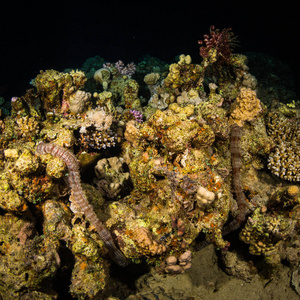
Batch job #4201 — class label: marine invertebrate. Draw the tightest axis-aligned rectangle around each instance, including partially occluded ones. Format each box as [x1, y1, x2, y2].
[35, 142, 128, 266]
[228, 124, 249, 230]
[229, 87, 263, 126]
[94, 68, 111, 90]
[164, 251, 192, 274]
[0, 214, 60, 297]
[15, 116, 40, 139]
[144, 72, 160, 87]
[103, 60, 136, 77]
[198, 26, 237, 64]
[94, 156, 131, 200]
[148, 86, 170, 110]
[34, 69, 86, 113]
[123, 79, 141, 110]
[239, 205, 299, 267]
[196, 186, 216, 208]
[78, 125, 117, 151]
[77, 108, 118, 151]
[164, 56, 203, 93]
[267, 111, 300, 181]
[130, 109, 143, 123]
[68, 90, 91, 114]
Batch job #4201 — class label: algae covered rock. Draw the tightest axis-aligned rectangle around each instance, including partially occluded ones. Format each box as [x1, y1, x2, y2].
[0, 214, 59, 298]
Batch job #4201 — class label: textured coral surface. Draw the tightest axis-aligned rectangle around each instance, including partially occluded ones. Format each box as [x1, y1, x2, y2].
[0, 28, 299, 299]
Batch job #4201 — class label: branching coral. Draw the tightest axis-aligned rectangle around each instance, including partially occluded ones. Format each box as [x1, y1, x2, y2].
[77, 107, 118, 151]
[267, 110, 300, 181]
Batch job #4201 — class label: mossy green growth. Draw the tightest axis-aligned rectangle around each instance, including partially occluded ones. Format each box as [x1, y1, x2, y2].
[0, 214, 59, 296]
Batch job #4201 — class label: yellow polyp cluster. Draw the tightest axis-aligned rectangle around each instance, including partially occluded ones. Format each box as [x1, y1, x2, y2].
[164, 55, 203, 93]
[287, 185, 299, 198]
[15, 116, 40, 139]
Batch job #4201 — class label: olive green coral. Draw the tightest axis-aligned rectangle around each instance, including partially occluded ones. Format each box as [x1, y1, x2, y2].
[0, 214, 59, 297]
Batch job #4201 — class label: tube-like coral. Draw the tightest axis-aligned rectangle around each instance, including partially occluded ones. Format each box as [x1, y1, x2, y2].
[36, 142, 128, 266]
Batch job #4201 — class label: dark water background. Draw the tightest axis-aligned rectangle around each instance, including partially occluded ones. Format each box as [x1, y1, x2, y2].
[1, 0, 299, 100]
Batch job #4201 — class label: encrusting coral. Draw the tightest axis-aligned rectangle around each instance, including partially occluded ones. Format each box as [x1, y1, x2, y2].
[0, 26, 300, 299]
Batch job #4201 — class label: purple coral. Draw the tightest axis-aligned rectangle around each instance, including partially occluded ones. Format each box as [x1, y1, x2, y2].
[130, 109, 143, 123]
[103, 60, 136, 77]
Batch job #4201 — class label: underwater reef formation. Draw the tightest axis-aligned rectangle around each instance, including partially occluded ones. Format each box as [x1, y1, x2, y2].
[36, 142, 128, 267]
[0, 26, 299, 298]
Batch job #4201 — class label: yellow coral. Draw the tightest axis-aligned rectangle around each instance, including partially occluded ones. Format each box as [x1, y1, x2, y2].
[144, 73, 160, 85]
[229, 87, 262, 126]
[16, 116, 39, 138]
[124, 120, 141, 147]
[94, 68, 111, 90]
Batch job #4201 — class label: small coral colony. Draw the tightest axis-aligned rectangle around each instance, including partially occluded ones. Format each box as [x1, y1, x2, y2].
[0, 26, 300, 298]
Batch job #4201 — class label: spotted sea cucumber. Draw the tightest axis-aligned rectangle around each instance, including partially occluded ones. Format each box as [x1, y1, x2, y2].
[36, 142, 128, 266]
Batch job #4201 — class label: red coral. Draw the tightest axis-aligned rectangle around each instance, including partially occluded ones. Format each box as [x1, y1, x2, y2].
[198, 26, 237, 63]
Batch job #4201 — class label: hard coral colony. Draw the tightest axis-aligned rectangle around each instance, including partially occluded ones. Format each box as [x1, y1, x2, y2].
[0, 26, 299, 298]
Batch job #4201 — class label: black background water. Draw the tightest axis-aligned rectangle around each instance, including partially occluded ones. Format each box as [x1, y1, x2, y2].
[1, 0, 299, 100]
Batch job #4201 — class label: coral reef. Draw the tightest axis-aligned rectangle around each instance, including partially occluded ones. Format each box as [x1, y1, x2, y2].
[36, 142, 128, 267]
[229, 87, 263, 126]
[0, 214, 60, 297]
[0, 27, 300, 299]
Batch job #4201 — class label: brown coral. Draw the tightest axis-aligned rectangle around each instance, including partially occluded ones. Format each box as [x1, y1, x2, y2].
[131, 227, 166, 256]
[229, 87, 262, 126]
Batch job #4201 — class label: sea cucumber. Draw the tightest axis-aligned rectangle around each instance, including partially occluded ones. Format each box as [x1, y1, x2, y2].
[229, 124, 249, 226]
[197, 124, 250, 249]
[36, 142, 128, 266]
